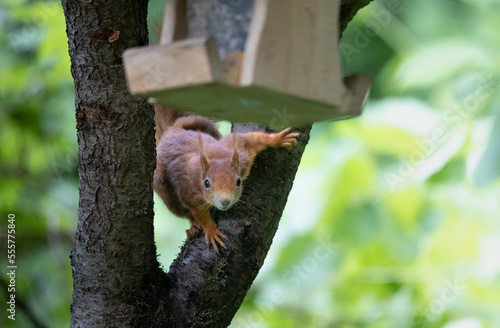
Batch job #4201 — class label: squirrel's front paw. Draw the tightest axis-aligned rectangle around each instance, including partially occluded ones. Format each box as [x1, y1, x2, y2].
[203, 225, 227, 252]
[186, 223, 201, 238]
[274, 128, 300, 149]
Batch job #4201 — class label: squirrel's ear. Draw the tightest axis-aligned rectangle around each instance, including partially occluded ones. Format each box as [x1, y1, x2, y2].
[200, 153, 210, 175]
[199, 134, 210, 175]
[231, 124, 240, 170]
[232, 126, 238, 150]
[231, 149, 239, 170]
[231, 126, 239, 170]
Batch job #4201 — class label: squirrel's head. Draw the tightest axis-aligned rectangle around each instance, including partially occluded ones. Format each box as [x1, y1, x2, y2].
[199, 134, 242, 211]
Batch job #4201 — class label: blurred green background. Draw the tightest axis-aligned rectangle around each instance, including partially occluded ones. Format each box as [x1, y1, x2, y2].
[1, 0, 499, 327]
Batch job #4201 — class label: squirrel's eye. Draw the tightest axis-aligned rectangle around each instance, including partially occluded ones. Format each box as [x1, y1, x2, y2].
[236, 177, 241, 187]
[204, 179, 210, 189]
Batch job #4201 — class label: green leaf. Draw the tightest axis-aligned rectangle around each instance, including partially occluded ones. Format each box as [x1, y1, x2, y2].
[473, 117, 500, 188]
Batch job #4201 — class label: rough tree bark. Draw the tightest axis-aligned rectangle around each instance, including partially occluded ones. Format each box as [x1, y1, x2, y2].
[62, 0, 372, 327]
[61, 1, 158, 327]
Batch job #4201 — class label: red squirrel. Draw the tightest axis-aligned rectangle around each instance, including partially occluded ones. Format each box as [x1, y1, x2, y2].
[153, 105, 299, 251]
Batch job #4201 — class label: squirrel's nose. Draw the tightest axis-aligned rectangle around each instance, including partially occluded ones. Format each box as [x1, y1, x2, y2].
[220, 199, 231, 207]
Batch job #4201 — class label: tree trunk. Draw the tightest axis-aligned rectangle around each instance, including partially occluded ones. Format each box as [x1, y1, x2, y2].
[62, 0, 372, 327]
[61, 1, 159, 327]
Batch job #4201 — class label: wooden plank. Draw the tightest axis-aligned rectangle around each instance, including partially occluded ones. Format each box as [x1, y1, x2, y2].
[343, 73, 371, 116]
[240, 0, 267, 86]
[242, 0, 343, 106]
[160, 0, 187, 44]
[224, 51, 244, 86]
[147, 79, 361, 130]
[123, 38, 225, 94]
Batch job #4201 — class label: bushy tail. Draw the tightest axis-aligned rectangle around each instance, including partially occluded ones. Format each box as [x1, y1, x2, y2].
[154, 104, 184, 145]
[173, 115, 222, 140]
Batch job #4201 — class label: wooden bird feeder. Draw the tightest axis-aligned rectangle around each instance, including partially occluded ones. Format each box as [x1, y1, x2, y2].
[123, 0, 371, 129]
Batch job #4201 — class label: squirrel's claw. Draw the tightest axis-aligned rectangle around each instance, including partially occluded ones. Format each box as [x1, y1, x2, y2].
[204, 226, 227, 252]
[186, 223, 201, 238]
[274, 128, 300, 149]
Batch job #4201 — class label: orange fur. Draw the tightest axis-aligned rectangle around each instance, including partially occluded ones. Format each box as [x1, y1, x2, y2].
[153, 109, 299, 251]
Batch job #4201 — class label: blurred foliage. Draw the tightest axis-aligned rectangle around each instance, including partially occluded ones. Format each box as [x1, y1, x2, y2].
[229, 1, 500, 328]
[0, 0, 76, 327]
[1, 0, 499, 328]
